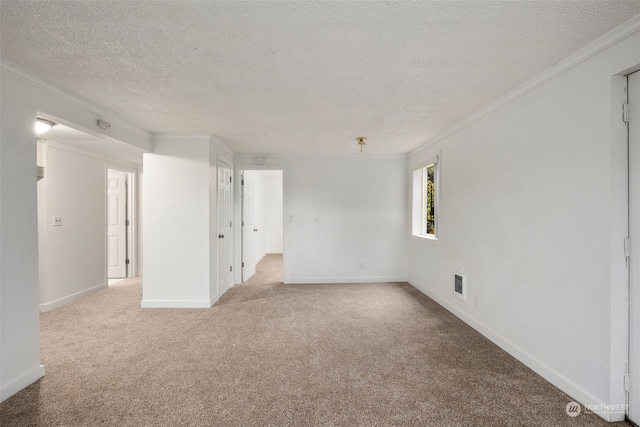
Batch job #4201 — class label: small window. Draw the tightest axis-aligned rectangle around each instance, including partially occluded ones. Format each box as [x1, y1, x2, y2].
[412, 156, 439, 239]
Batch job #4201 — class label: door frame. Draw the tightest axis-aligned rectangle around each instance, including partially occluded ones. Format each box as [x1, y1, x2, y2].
[627, 68, 640, 424]
[240, 170, 255, 282]
[216, 158, 233, 297]
[106, 164, 138, 281]
[233, 165, 286, 285]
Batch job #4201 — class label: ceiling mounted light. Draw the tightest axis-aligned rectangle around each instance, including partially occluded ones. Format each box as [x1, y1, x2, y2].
[35, 118, 55, 134]
[356, 136, 366, 153]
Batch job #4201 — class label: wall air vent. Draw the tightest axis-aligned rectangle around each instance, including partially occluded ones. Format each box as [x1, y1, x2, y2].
[454, 272, 467, 301]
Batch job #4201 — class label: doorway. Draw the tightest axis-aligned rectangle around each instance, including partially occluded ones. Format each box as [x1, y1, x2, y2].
[240, 169, 284, 283]
[217, 160, 234, 295]
[35, 119, 142, 311]
[107, 168, 134, 281]
[629, 69, 640, 424]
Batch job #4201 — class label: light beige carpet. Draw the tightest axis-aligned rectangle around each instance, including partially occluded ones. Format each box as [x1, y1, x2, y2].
[0, 254, 627, 426]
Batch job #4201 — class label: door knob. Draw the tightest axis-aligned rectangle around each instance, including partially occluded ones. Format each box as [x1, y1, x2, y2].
[218, 234, 224, 239]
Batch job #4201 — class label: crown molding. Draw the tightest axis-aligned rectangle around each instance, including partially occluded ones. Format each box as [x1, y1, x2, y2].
[0, 59, 152, 141]
[151, 133, 236, 157]
[152, 133, 211, 141]
[409, 13, 640, 159]
[210, 135, 235, 157]
[235, 152, 407, 160]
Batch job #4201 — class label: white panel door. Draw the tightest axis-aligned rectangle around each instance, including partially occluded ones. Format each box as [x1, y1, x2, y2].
[242, 171, 257, 281]
[629, 70, 640, 424]
[107, 170, 127, 278]
[217, 161, 233, 294]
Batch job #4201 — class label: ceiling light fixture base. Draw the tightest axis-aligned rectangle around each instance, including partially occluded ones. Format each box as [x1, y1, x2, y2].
[356, 137, 366, 153]
[35, 118, 55, 134]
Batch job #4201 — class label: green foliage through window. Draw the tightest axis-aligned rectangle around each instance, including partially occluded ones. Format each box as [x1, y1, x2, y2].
[411, 158, 438, 239]
[424, 164, 436, 235]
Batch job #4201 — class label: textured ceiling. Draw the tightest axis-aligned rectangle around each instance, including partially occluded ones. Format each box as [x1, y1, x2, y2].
[3, 1, 640, 154]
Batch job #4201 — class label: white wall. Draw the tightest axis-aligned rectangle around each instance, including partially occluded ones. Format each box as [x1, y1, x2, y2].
[36, 141, 47, 308]
[143, 135, 233, 308]
[407, 29, 640, 420]
[265, 174, 283, 254]
[209, 144, 216, 301]
[137, 169, 143, 276]
[0, 63, 151, 402]
[0, 69, 42, 403]
[143, 136, 210, 307]
[234, 156, 407, 284]
[38, 143, 107, 311]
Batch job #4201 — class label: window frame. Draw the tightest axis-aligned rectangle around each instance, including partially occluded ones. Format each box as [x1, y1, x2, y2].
[411, 154, 440, 240]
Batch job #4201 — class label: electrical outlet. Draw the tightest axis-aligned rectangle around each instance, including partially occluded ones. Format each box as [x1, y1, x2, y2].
[53, 216, 62, 226]
[359, 262, 365, 270]
[288, 215, 294, 222]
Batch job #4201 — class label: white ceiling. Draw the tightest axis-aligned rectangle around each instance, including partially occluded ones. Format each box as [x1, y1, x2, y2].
[3, 1, 640, 155]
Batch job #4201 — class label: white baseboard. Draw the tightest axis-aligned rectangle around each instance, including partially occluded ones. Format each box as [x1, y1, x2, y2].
[285, 276, 407, 284]
[0, 364, 45, 402]
[408, 278, 620, 422]
[209, 294, 219, 307]
[219, 285, 232, 296]
[39, 282, 107, 312]
[141, 299, 213, 308]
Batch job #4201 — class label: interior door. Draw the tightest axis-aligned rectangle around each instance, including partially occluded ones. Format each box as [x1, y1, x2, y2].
[107, 169, 127, 278]
[242, 171, 257, 281]
[629, 70, 640, 424]
[217, 161, 233, 294]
